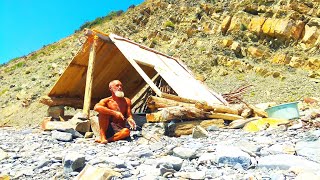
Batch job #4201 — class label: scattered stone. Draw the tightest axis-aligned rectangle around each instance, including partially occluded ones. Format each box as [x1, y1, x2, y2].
[173, 147, 197, 159]
[192, 125, 209, 139]
[75, 164, 121, 180]
[47, 106, 64, 118]
[52, 130, 73, 142]
[84, 132, 94, 138]
[258, 154, 320, 172]
[295, 172, 320, 180]
[0, 149, 8, 161]
[157, 156, 183, 171]
[295, 140, 320, 163]
[174, 171, 206, 180]
[215, 145, 251, 169]
[63, 152, 86, 173]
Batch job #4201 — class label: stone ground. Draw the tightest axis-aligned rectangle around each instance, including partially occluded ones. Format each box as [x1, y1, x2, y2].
[1, 117, 320, 179]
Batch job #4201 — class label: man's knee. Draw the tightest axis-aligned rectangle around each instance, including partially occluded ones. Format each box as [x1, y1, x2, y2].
[122, 128, 130, 137]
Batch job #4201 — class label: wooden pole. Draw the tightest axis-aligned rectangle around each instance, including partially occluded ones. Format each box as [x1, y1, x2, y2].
[82, 35, 98, 118]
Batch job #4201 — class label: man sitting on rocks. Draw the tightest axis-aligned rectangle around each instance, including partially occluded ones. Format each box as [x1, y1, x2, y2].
[94, 80, 136, 144]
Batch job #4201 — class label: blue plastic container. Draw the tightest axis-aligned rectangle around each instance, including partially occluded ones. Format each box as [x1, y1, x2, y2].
[265, 102, 300, 120]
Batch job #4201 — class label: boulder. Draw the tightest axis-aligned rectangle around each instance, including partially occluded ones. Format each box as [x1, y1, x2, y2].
[248, 17, 266, 35]
[289, 56, 305, 68]
[291, 20, 305, 40]
[227, 13, 251, 33]
[307, 58, 320, 70]
[230, 42, 241, 53]
[221, 16, 232, 34]
[262, 18, 280, 37]
[289, 2, 312, 14]
[222, 39, 233, 47]
[247, 46, 264, 58]
[274, 19, 294, 39]
[301, 25, 319, 46]
[271, 53, 290, 64]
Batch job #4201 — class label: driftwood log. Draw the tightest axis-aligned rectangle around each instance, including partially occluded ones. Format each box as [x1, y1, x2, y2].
[195, 102, 239, 115]
[146, 106, 209, 122]
[207, 112, 244, 121]
[147, 96, 194, 111]
[40, 96, 99, 109]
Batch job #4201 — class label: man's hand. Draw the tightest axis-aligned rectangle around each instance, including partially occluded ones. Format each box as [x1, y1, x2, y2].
[114, 111, 125, 120]
[127, 118, 136, 130]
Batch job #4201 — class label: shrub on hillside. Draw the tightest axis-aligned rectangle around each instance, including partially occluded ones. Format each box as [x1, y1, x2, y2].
[78, 10, 124, 31]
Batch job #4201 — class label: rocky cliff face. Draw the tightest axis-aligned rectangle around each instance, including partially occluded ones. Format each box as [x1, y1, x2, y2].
[0, 0, 319, 127]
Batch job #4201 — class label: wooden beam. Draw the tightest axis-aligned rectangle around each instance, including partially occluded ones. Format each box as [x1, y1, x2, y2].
[40, 96, 99, 109]
[83, 35, 97, 118]
[84, 28, 112, 43]
[126, 56, 162, 97]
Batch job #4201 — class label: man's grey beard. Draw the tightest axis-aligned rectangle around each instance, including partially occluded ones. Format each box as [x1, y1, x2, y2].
[115, 91, 124, 98]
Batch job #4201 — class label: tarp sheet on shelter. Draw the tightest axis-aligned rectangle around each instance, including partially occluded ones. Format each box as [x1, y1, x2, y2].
[43, 29, 225, 110]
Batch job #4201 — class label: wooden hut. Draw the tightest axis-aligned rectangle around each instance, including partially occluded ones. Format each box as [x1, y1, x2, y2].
[40, 29, 226, 119]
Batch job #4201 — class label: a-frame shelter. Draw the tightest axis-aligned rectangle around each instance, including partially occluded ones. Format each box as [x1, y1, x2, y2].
[41, 29, 226, 117]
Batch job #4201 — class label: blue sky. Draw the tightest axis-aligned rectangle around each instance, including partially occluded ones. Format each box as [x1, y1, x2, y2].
[0, 0, 144, 64]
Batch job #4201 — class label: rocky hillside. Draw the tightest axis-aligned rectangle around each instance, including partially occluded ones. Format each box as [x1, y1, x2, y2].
[1, 0, 320, 127]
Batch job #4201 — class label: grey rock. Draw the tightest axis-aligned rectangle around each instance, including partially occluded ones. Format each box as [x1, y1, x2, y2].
[157, 156, 183, 171]
[215, 145, 251, 169]
[260, 143, 295, 156]
[311, 130, 320, 138]
[173, 147, 197, 159]
[207, 125, 220, 131]
[159, 163, 176, 176]
[174, 171, 206, 180]
[0, 148, 8, 161]
[198, 153, 216, 163]
[295, 140, 320, 163]
[192, 126, 209, 139]
[270, 172, 285, 180]
[64, 129, 84, 138]
[63, 152, 85, 173]
[52, 130, 73, 142]
[36, 160, 51, 169]
[136, 164, 160, 177]
[105, 156, 126, 168]
[258, 154, 320, 172]
[236, 140, 261, 153]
